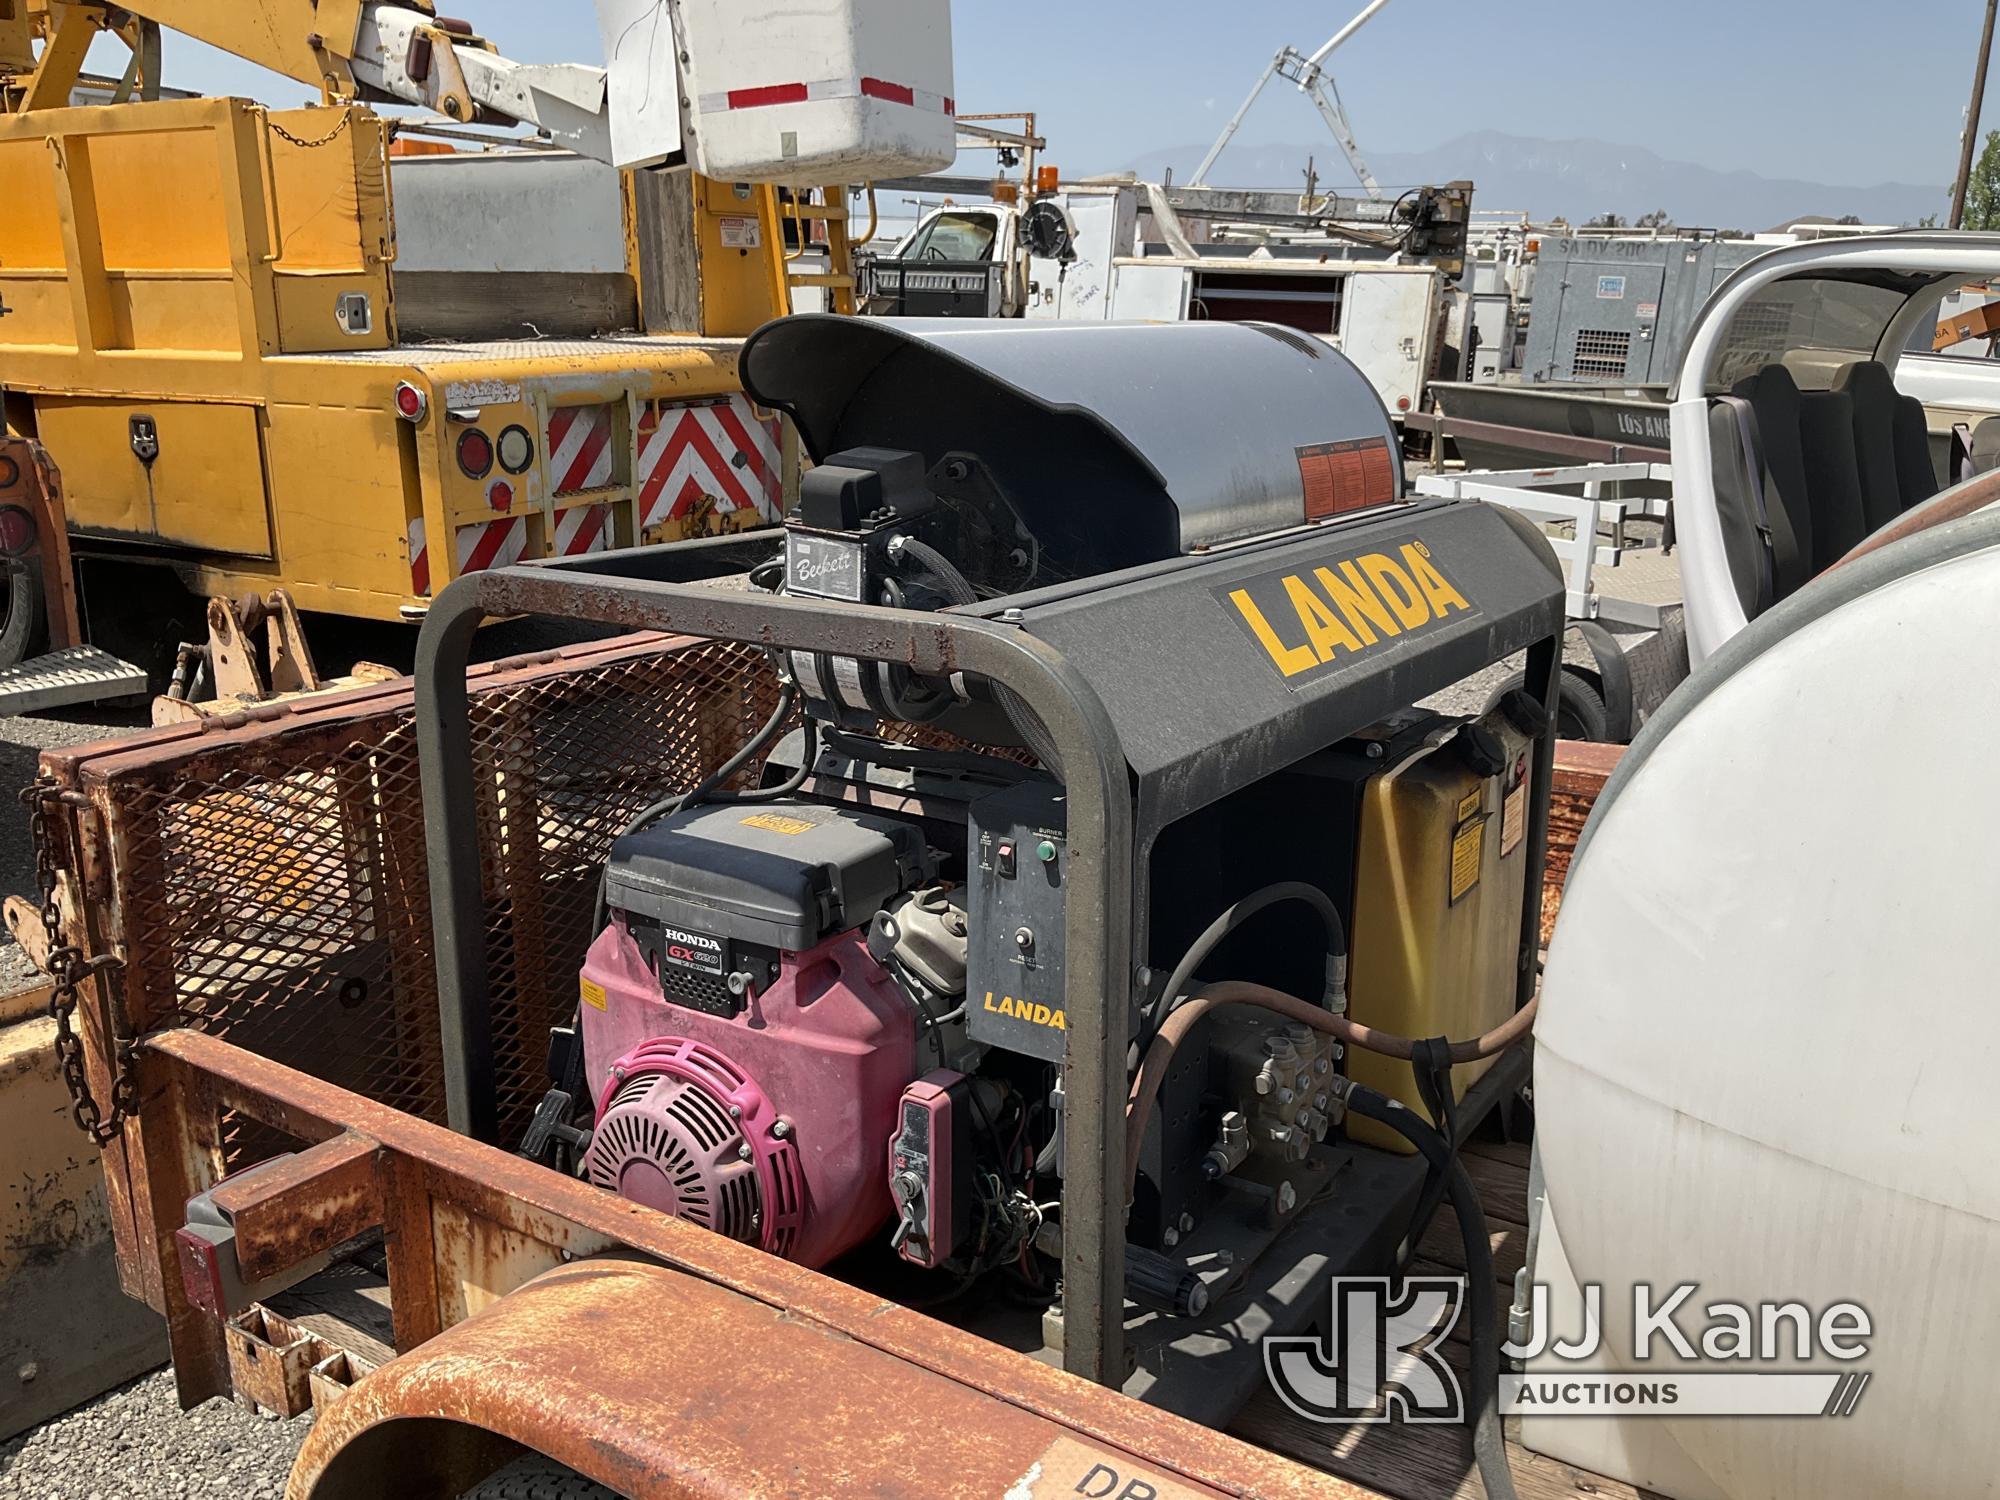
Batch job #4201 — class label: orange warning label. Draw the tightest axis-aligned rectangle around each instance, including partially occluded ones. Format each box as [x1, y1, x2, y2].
[1297, 437, 1397, 520]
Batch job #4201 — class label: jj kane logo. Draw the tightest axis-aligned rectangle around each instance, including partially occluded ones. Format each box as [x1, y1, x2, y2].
[1266, 1278, 1875, 1422]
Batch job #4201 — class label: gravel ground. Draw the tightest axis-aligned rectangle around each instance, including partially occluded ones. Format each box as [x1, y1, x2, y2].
[0, 1372, 312, 1499]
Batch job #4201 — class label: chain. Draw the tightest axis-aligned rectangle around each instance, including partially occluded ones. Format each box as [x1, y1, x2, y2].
[267, 110, 353, 151]
[22, 778, 131, 1145]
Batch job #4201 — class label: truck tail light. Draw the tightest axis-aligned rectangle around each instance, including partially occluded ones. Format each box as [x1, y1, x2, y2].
[457, 428, 494, 479]
[497, 423, 534, 474]
[0, 504, 37, 556]
[395, 382, 428, 423]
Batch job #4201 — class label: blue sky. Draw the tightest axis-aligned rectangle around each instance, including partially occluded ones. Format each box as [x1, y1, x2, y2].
[107, 1, 1986, 190]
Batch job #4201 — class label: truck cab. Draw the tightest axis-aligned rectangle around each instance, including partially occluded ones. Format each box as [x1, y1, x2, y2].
[863, 204, 1021, 316]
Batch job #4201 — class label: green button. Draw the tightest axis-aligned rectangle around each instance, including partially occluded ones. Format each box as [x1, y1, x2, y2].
[1035, 839, 1058, 863]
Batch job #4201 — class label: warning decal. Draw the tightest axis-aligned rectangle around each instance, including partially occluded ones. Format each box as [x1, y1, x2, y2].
[1450, 816, 1485, 904]
[1501, 783, 1527, 857]
[1297, 437, 1397, 520]
[741, 812, 815, 836]
[580, 978, 608, 1012]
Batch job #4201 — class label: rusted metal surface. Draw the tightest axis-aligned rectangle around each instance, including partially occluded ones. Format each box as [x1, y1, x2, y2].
[224, 1306, 320, 1418]
[212, 1134, 381, 1285]
[137, 1030, 1382, 1500]
[0, 434, 83, 648]
[33, 627, 784, 1278]
[290, 1257, 1362, 1500]
[1539, 739, 1627, 949]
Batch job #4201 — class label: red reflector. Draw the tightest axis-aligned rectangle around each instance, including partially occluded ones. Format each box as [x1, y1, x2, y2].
[860, 77, 915, 106]
[728, 82, 808, 109]
[395, 382, 428, 422]
[176, 1226, 229, 1317]
[488, 479, 514, 512]
[457, 428, 494, 479]
[1396, 396, 1412, 411]
[0, 505, 36, 556]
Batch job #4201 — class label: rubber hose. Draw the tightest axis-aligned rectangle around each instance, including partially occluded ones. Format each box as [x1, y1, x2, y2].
[1342, 1082, 1519, 1500]
[893, 537, 1063, 768]
[1156, 883, 1347, 1026]
[1123, 981, 1536, 1201]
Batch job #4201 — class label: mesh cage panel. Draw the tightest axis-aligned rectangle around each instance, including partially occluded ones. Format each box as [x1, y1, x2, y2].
[69, 637, 781, 1162]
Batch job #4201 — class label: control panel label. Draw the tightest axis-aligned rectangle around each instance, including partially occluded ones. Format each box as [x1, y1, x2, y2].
[1217, 540, 1474, 688]
[982, 991, 1066, 1034]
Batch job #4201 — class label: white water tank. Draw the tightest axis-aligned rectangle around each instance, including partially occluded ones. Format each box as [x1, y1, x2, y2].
[1530, 516, 2000, 1498]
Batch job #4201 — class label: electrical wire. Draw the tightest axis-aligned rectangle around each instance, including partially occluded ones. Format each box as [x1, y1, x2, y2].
[889, 537, 1062, 767]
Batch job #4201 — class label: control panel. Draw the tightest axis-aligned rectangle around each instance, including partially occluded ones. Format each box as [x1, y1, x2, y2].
[965, 781, 1068, 1062]
[887, 1071, 971, 1267]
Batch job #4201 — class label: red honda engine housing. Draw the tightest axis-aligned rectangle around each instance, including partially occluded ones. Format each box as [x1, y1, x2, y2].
[578, 919, 918, 1269]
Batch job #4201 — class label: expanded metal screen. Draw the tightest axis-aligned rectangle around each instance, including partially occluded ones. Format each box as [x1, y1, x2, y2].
[1571, 328, 1632, 380]
[51, 635, 783, 1157]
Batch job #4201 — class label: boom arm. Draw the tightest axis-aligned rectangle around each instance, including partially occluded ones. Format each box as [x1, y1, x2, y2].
[5, 0, 616, 162]
[1188, 0, 1392, 195]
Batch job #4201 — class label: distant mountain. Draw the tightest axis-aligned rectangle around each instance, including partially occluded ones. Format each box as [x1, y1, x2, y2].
[1127, 130, 1946, 230]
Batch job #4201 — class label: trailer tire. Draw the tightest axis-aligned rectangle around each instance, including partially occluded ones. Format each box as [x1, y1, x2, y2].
[461, 1455, 621, 1499]
[0, 556, 47, 670]
[1484, 667, 1610, 743]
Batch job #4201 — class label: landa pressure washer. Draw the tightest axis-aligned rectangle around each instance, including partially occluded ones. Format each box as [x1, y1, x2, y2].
[433, 313, 1566, 1487]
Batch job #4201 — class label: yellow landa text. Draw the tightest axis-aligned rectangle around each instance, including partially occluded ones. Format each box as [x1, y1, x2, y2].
[983, 991, 1067, 1032]
[1227, 542, 1471, 680]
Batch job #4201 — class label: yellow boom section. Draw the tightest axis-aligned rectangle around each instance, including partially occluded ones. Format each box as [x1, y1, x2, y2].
[2, 0, 386, 110]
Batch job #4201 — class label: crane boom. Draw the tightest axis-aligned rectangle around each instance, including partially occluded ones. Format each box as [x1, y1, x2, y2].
[3, 0, 617, 162]
[1189, 0, 1393, 195]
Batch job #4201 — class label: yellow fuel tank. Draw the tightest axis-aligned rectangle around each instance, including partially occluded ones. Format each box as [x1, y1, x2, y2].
[1344, 709, 1533, 1151]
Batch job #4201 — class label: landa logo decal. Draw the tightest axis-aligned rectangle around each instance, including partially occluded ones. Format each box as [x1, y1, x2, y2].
[1220, 541, 1471, 683]
[984, 991, 1066, 1032]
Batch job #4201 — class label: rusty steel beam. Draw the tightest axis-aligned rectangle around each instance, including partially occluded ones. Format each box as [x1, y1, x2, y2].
[414, 561, 1137, 1387]
[1401, 409, 1671, 467]
[212, 1134, 381, 1285]
[137, 1031, 1376, 1500]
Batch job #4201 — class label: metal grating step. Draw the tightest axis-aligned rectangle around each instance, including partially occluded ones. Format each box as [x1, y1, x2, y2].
[0, 645, 149, 716]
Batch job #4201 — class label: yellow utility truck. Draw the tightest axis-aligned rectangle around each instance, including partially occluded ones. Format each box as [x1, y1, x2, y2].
[0, 0, 927, 691]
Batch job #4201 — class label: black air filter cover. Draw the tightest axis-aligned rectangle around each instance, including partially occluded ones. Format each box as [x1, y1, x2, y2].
[605, 798, 932, 953]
